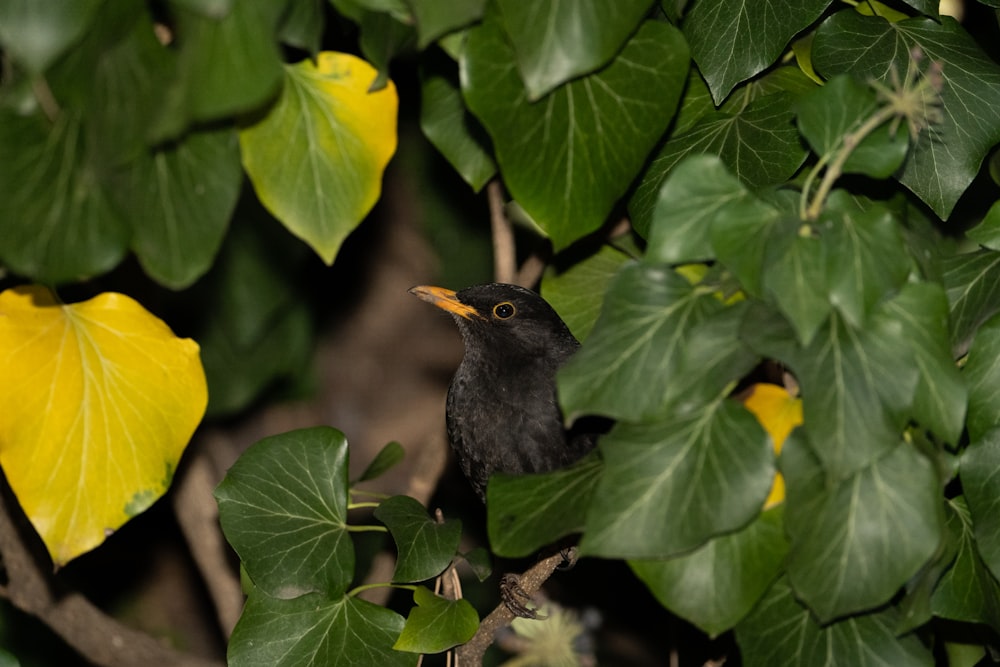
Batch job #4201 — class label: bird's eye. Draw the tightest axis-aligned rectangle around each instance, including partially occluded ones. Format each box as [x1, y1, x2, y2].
[493, 302, 516, 319]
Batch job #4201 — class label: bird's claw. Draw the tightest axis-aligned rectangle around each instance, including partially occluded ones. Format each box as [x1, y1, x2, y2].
[500, 573, 546, 620]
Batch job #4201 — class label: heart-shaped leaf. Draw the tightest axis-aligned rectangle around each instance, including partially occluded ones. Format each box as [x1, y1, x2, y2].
[683, 0, 831, 103]
[782, 433, 944, 622]
[0, 286, 207, 565]
[393, 586, 478, 653]
[813, 12, 1000, 219]
[630, 506, 788, 638]
[581, 398, 773, 559]
[495, 0, 653, 100]
[215, 427, 354, 599]
[374, 495, 462, 583]
[240, 52, 398, 264]
[558, 262, 723, 422]
[736, 577, 934, 666]
[462, 18, 689, 249]
[228, 590, 414, 667]
[487, 454, 603, 558]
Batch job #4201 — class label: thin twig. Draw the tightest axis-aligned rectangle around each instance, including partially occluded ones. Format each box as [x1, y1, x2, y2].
[487, 180, 517, 284]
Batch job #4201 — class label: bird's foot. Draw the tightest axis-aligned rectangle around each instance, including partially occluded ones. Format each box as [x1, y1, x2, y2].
[500, 573, 546, 620]
[556, 546, 579, 571]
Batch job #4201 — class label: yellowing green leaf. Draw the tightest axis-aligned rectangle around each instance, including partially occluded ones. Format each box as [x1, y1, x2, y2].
[743, 383, 803, 509]
[0, 285, 207, 565]
[240, 52, 398, 264]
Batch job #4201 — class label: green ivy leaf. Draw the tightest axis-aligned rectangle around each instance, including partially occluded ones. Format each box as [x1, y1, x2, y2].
[629, 506, 788, 638]
[393, 586, 478, 653]
[819, 193, 912, 329]
[684, 0, 830, 104]
[581, 398, 773, 559]
[373, 495, 462, 583]
[154, 1, 285, 140]
[462, 18, 689, 249]
[931, 496, 1000, 627]
[0, 0, 103, 73]
[0, 111, 128, 284]
[215, 427, 354, 598]
[558, 262, 723, 423]
[965, 200, 1000, 251]
[646, 154, 761, 262]
[960, 427, 1000, 584]
[796, 74, 909, 178]
[197, 223, 313, 417]
[279, 0, 325, 54]
[360, 10, 414, 91]
[629, 92, 807, 233]
[112, 127, 242, 289]
[541, 240, 638, 342]
[812, 12, 1000, 220]
[682, 0, 830, 103]
[228, 590, 414, 667]
[881, 282, 965, 443]
[47, 1, 173, 166]
[419, 53, 496, 192]
[356, 441, 405, 483]
[240, 52, 398, 264]
[736, 577, 934, 666]
[406, 0, 485, 49]
[709, 190, 788, 298]
[782, 433, 943, 622]
[942, 249, 1000, 357]
[760, 224, 830, 346]
[487, 454, 603, 558]
[743, 301, 919, 479]
[965, 312, 1000, 442]
[495, 0, 653, 100]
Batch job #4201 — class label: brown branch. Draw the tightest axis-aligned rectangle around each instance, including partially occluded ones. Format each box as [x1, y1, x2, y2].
[487, 180, 517, 285]
[455, 548, 577, 665]
[0, 477, 221, 667]
[172, 439, 244, 637]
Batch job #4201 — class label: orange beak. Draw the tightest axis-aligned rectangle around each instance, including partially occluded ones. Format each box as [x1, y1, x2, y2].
[409, 285, 481, 320]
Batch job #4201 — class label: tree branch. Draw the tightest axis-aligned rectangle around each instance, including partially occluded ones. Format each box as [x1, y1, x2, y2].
[0, 476, 221, 667]
[487, 179, 517, 285]
[455, 548, 577, 665]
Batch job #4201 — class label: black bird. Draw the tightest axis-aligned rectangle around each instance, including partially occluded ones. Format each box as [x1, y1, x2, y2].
[409, 283, 597, 501]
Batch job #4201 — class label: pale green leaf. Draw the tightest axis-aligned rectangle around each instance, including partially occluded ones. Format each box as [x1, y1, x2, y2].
[240, 52, 398, 264]
[581, 398, 773, 559]
[630, 506, 788, 638]
[393, 586, 478, 653]
[783, 434, 944, 622]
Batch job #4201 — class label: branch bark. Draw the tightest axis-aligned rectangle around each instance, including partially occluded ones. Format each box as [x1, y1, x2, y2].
[455, 548, 577, 665]
[0, 477, 222, 667]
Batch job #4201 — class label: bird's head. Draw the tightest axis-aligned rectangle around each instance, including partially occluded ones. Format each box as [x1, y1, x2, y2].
[409, 283, 579, 362]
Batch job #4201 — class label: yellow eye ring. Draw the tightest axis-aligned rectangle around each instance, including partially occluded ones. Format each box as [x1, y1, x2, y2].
[493, 302, 516, 319]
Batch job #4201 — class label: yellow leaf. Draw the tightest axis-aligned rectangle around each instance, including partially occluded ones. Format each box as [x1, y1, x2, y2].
[742, 383, 803, 509]
[0, 286, 207, 565]
[240, 52, 398, 264]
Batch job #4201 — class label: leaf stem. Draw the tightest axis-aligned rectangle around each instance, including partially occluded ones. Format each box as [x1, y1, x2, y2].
[346, 524, 388, 533]
[802, 105, 897, 221]
[347, 501, 382, 510]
